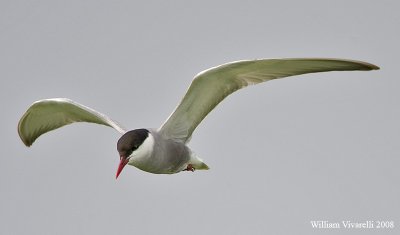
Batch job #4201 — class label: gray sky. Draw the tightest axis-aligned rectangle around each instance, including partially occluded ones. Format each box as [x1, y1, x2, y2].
[1, 0, 399, 234]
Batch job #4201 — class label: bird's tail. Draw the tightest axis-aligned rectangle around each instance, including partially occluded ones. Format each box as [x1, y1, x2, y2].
[189, 153, 210, 170]
[195, 161, 210, 170]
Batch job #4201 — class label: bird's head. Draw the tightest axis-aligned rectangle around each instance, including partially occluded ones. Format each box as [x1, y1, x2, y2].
[116, 128, 150, 179]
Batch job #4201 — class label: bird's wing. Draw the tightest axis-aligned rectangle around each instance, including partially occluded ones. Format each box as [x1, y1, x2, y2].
[158, 58, 379, 142]
[18, 98, 127, 146]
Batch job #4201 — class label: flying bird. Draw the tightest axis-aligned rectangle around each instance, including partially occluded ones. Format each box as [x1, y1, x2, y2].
[18, 58, 379, 178]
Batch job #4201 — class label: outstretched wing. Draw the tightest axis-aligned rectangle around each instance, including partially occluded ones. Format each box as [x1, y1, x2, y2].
[158, 58, 379, 142]
[18, 98, 127, 146]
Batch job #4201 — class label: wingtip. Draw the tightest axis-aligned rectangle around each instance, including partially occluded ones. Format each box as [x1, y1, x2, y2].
[22, 141, 33, 147]
[371, 64, 380, 70]
[352, 59, 380, 71]
[362, 61, 380, 70]
[17, 102, 45, 147]
[18, 135, 34, 147]
[17, 119, 30, 147]
[333, 58, 380, 71]
[17, 127, 34, 147]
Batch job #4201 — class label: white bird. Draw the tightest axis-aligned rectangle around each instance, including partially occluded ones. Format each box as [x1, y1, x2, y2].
[18, 58, 379, 178]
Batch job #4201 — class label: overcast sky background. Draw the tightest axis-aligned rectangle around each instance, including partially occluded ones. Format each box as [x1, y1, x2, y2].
[1, 0, 399, 234]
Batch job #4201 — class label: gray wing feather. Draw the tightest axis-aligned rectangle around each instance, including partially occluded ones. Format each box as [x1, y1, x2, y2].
[18, 98, 126, 146]
[158, 58, 379, 142]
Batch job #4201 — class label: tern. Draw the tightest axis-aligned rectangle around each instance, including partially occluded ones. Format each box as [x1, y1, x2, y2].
[18, 58, 379, 178]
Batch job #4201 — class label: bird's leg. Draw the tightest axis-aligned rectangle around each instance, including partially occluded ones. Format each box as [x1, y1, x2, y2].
[183, 164, 195, 172]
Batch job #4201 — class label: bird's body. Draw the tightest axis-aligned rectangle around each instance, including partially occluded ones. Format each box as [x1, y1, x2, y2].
[120, 129, 207, 174]
[17, 58, 379, 178]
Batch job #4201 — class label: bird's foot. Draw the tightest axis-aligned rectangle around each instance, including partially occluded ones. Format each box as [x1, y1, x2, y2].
[183, 164, 195, 172]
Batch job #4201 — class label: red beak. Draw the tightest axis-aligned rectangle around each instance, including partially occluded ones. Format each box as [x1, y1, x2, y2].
[116, 156, 129, 179]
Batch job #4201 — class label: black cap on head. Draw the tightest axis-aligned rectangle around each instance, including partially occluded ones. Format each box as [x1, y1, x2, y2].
[117, 129, 149, 157]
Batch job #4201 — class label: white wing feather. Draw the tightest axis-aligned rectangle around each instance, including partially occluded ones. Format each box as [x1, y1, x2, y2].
[18, 98, 126, 146]
[158, 58, 379, 142]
